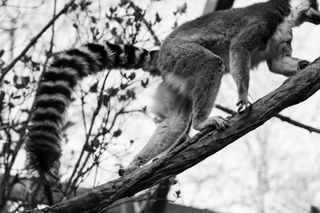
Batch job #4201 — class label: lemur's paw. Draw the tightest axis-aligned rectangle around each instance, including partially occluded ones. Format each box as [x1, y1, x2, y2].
[211, 116, 229, 130]
[298, 60, 310, 70]
[237, 100, 252, 114]
[196, 116, 229, 131]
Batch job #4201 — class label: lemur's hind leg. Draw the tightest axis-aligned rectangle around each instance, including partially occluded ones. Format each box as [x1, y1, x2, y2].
[119, 83, 191, 176]
[192, 65, 227, 131]
[171, 45, 228, 131]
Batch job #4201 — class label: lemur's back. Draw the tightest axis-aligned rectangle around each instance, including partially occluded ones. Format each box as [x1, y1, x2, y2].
[164, 1, 290, 50]
[158, 0, 291, 74]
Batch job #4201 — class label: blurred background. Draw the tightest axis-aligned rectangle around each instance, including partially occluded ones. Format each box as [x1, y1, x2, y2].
[0, 0, 320, 212]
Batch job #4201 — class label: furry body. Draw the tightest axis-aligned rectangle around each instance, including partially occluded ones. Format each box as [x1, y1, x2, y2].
[121, 0, 320, 175]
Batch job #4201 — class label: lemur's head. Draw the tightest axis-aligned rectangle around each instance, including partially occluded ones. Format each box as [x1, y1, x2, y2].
[289, 0, 320, 25]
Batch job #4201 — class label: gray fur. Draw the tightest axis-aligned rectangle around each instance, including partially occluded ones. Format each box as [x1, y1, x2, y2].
[121, 0, 320, 175]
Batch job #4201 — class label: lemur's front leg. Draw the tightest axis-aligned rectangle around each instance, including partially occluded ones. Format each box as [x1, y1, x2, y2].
[230, 42, 252, 113]
[229, 23, 272, 113]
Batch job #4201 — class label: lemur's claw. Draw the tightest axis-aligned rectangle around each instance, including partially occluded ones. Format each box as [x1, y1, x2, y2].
[118, 168, 126, 176]
[298, 60, 310, 70]
[237, 100, 252, 114]
[214, 116, 230, 130]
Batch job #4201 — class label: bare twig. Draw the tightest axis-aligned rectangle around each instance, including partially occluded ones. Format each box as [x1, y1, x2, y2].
[128, 1, 161, 46]
[42, 0, 57, 73]
[215, 104, 320, 134]
[0, 0, 75, 82]
[67, 72, 111, 192]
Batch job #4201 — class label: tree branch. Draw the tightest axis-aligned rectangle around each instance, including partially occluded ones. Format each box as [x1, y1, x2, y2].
[128, 1, 161, 46]
[215, 104, 320, 134]
[0, 0, 75, 82]
[31, 57, 320, 212]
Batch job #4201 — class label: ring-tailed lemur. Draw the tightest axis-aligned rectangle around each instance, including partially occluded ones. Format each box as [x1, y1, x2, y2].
[119, 0, 320, 175]
[27, 0, 320, 180]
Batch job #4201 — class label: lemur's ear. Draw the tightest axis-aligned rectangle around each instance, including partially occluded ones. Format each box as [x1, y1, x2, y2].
[303, 7, 320, 24]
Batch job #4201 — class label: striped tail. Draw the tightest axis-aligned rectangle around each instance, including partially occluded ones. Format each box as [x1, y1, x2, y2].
[26, 42, 160, 177]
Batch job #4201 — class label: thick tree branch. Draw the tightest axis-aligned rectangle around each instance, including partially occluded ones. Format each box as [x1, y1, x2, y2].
[31, 57, 320, 213]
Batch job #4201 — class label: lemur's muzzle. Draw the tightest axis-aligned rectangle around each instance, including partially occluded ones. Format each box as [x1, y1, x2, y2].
[303, 8, 320, 25]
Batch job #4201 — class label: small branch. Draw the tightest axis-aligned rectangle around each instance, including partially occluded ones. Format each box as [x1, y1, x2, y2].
[273, 114, 320, 134]
[215, 104, 320, 134]
[32, 58, 320, 212]
[42, 0, 57, 73]
[67, 72, 110, 192]
[0, 0, 75, 82]
[128, 1, 161, 46]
